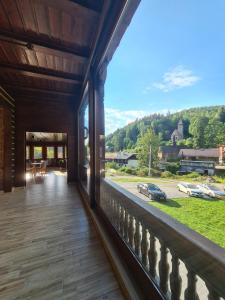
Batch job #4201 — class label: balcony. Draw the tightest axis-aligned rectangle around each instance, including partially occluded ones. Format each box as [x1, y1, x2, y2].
[0, 173, 124, 299]
[0, 0, 224, 299]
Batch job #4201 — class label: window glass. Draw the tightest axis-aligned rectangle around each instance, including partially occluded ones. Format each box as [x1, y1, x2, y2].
[26, 146, 30, 160]
[65, 146, 67, 159]
[34, 147, 42, 159]
[79, 84, 90, 194]
[47, 147, 54, 158]
[58, 146, 63, 159]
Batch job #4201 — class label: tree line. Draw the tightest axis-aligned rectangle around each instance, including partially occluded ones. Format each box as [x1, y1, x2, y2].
[106, 106, 225, 152]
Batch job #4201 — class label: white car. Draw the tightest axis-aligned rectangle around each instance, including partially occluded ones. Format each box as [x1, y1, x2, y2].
[197, 184, 225, 199]
[177, 182, 204, 197]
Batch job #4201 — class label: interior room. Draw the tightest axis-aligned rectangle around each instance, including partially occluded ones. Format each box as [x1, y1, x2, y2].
[26, 132, 67, 184]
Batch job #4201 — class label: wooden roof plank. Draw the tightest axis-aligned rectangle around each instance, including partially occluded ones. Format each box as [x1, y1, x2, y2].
[0, 62, 83, 83]
[0, 30, 90, 59]
[1, 84, 80, 97]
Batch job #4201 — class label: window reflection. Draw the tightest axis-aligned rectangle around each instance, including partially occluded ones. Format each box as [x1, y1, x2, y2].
[79, 86, 90, 194]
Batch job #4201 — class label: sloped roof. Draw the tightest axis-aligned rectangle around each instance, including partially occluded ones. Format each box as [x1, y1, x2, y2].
[159, 146, 189, 154]
[178, 148, 219, 158]
[115, 152, 137, 160]
[105, 152, 137, 160]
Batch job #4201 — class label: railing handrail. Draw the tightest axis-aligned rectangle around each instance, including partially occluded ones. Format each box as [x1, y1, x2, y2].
[102, 178, 225, 296]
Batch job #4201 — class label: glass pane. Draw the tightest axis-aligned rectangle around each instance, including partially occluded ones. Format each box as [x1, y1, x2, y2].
[47, 147, 54, 158]
[65, 146, 67, 159]
[79, 85, 90, 195]
[34, 147, 42, 159]
[58, 146, 63, 159]
[26, 146, 30, 159]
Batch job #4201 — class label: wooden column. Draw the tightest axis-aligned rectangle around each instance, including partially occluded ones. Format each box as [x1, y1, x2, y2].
[30, 145, 34, 160]
[94, 64, 107, 206]
[0, 107, 4, 190]
[43, 146, 47, 160]
[0, 105, 13, 192]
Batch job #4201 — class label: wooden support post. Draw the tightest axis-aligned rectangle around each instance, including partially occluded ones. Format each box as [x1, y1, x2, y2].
[94, 64, 107, 206]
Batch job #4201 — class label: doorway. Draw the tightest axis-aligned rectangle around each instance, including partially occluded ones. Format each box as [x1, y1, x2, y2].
[25, 132, 68, 185]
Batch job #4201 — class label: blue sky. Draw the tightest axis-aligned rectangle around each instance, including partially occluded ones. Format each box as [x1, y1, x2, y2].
[105, 0, 225, 134]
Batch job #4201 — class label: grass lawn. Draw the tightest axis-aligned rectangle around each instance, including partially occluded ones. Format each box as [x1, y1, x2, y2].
[149, 197, 225, 248]
[108, 175, 170, 183]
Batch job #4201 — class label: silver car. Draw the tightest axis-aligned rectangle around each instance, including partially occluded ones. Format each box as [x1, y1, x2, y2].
[177, 182, 204, 197]
[197, 184, 225, 199]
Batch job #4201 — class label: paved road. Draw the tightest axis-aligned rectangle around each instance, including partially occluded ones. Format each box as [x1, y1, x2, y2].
[111, 179, 189, 201]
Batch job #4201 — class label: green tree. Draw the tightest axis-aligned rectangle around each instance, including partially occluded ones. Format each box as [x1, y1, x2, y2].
[136, 128, 160, 168]
[189, 116, 209, 148]
[217, 107, 225, 123]
[111, 129, 125, 151]
[204, 119, 225, 147]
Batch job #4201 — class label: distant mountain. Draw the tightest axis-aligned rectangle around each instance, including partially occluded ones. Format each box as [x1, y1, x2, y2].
[105, 105, 225, 151]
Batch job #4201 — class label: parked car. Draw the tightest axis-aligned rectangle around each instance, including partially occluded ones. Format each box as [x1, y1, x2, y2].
[177, 182, 204, 197]
[137, 183, 167, 201]
[197, 184, 225, 199]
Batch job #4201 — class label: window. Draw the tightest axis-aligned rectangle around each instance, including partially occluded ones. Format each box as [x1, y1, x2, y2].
[47, 147, 54, 159]
[58, 146, 63, 159]
[79, 84, 90, 194]
[26, 146, 30, 160]
[34, 147, 42, 159]
[65, 146, 67, 159]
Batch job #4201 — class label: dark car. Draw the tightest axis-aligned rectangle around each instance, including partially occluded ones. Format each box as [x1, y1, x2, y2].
[137, 183, 167, 201]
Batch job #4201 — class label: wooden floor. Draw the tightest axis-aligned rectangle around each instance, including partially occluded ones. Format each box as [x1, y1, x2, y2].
[0, 172, 124, 300]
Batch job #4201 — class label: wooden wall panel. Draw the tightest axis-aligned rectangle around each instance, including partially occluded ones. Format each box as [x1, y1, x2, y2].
[0, 88, 15, 192]
[3, 107, 12, 192]
[15, 98, 78, 186]
[0, 108, 4, 190]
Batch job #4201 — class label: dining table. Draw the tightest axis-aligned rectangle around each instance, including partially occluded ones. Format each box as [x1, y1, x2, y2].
[31, 162, 42, 167]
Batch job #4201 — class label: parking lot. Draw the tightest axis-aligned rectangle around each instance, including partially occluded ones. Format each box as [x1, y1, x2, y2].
[112, 178, 189, 201]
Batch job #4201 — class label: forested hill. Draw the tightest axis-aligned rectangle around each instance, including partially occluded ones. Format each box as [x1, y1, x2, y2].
[106, 106, 225, 152]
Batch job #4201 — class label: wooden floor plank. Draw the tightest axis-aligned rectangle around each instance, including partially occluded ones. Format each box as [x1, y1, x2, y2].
[0, 172, 124, 300]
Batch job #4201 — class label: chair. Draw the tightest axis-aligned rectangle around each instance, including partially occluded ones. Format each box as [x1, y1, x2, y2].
[40, 160, 47, 175]
[26, 161, 36, 177]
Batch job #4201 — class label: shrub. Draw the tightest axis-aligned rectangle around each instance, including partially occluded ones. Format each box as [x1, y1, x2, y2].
[186, 172, 200, 178]
[105, 161, 119, 170]
[136, 167, 149, 177]
[150, 168, 162, 177]
[165, 162, 179, 174]
[161, 171, 174, 178]
[119, 166, 137, 175]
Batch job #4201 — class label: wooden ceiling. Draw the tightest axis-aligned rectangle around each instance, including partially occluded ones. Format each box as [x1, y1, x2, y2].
[0, 0, 105, 104]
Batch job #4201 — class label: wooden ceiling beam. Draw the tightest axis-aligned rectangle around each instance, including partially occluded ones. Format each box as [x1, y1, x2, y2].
[69, 0, 103, 13]
[2, 84, 80, 97]
[15, 94, 75, 103]
[0, 63, 83, 84]
[0, 81, 79, 94]
[0, 31, 90, 59]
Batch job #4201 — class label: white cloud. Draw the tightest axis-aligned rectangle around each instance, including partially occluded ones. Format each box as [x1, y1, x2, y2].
[105, 108, 148, 135]
[105, 107, 182, 135]
[152, 65, 200, 92]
